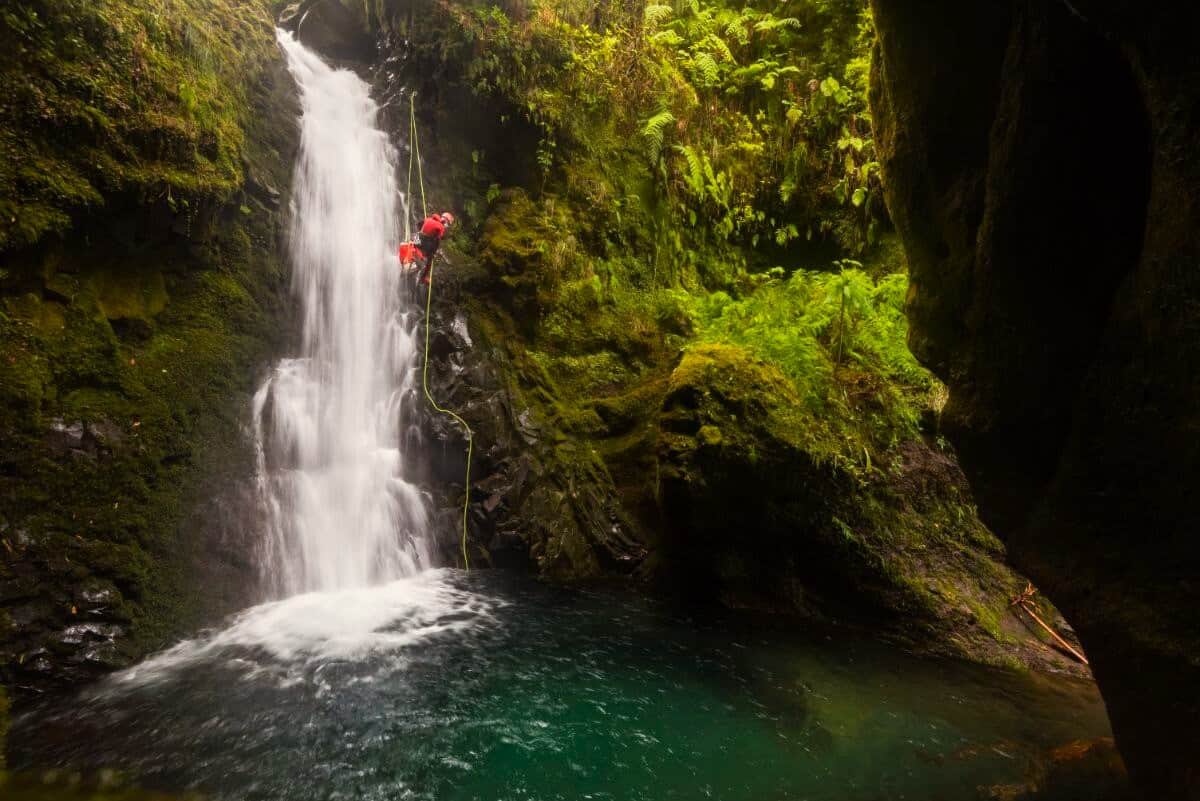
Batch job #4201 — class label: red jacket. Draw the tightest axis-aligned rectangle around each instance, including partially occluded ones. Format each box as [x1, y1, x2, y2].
[420, 215, 446, 240]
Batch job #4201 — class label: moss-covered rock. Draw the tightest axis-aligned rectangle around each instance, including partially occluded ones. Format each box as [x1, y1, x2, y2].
[0, 0, 298, 688]
[416, 271, 651, 578]
[0, 0, 290, 252]
[656, 344, 1078, 670]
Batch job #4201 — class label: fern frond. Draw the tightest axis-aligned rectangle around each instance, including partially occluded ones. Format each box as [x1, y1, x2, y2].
[720, 18, 748, 46]
[644, 4, 673, 28]
[702, 33, 734, 63]
[641, 110, 676, 162]
[676, 144, 706, 199]
[649, 29, 684, 47]
[690, 51, 720, 86]
[754, 15, 801, 33]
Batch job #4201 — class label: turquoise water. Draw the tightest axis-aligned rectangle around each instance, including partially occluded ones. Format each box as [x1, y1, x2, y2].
[10, 570, 1113, 800]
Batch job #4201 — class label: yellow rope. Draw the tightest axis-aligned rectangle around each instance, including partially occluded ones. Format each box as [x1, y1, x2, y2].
[422, 262, 473, 571]
[410, 94, 427, 220]
[404, 100, 414, 242]
[410, 94, 472, 571]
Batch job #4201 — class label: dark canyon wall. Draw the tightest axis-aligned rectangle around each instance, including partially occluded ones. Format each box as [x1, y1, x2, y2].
[871, 0, 1199, 797]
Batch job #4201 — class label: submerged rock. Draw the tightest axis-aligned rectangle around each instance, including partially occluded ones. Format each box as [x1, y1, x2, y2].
[983, 737, 1133, 801]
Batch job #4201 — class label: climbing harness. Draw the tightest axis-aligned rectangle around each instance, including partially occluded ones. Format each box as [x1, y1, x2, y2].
[405, 93, 473, 572]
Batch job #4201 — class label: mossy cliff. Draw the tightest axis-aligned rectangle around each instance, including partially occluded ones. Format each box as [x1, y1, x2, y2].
[0, 0, 298, 692]
[283, 0, 1091, 675]
[871, 0, 1200, 797]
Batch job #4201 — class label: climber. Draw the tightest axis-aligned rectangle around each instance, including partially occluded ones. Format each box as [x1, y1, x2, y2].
[415, 211, 454, 285]
[398, 212, 454, 284]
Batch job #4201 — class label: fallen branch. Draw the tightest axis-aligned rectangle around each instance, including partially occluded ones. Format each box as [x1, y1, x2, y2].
[1011, 583, 1089, 666]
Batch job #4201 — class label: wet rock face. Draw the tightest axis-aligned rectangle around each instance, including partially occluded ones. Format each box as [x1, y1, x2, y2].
[281, 0, 374, 62]
[871, 0, 1200, 796]
[415, 274, 648, 578]
[43, 419, 124, 462]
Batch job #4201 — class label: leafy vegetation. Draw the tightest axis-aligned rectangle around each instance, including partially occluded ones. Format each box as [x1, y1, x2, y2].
[689, 264, 937, 467]
[394, 0, 1057, 663]
[405, 0, 934, 478]
[434, 0, 881, 271]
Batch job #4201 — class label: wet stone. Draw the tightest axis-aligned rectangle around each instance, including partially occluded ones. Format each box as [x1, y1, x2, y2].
[86, 421, 125, 448]
[74, 579, 122, 611]
[52, 623, 127, 648]
[45, 420, 86, 457]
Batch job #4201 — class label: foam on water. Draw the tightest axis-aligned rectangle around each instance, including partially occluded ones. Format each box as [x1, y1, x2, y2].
[106, 571, 500, 690]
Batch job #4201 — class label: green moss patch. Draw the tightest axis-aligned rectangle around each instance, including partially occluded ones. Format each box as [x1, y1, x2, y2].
[0, 0, 282, 253]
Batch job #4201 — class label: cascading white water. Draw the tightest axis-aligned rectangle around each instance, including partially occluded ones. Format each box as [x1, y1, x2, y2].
[253, 31, 431, 595]
[49, 30, 498, 699]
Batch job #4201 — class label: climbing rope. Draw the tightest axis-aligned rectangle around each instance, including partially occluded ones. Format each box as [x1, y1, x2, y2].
[408, 93, 473, 571]
[403, 94, 425, 239]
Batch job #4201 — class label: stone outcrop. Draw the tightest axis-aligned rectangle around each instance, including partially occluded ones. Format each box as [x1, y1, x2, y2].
[655, 343, 1084, 672]
[413, 262, 650, 579]
[871, 0, 1200, 796]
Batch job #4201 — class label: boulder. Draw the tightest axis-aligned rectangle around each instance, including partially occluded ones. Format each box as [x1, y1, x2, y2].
[655, 344, 1084, 672]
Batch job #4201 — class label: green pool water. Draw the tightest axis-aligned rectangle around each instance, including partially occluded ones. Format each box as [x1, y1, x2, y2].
[7, 570, 1114, 801]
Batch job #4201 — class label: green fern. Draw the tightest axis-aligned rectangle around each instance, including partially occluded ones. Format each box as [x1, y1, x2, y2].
[724, 15, 751, 46]
[701, 154, 729, 210]
[644, 4, 673, 28]
[677, 145, 707, 199]
[649, 29, 684, 47]
[754, 15, 801, 33]
[689, 51, 720, 86]
[673, 0, 700, 17]
[701, 33, 734, 63]
[641, 110, 676, 163]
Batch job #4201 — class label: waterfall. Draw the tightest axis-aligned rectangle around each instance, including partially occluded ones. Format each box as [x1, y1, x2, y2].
[252, 31, 430, 595]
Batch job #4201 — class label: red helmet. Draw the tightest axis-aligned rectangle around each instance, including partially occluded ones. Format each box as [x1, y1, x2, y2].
[440, 212, 455, 226]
